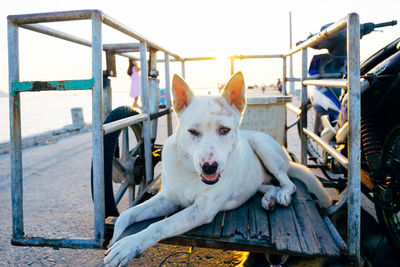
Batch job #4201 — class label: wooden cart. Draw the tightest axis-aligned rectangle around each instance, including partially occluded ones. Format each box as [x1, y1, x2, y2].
[8, 9, 361, 265]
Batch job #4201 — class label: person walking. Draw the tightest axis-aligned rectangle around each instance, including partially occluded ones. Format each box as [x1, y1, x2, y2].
[276, 78, 282, 93]
[128, 59, 142, 107]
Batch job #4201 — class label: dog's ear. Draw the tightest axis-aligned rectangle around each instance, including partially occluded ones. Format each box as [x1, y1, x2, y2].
[221, 71, 246, 113]
[172, 74, 195, 114]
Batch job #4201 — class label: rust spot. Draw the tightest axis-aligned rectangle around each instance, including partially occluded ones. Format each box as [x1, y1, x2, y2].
[31, 81, 55, 91]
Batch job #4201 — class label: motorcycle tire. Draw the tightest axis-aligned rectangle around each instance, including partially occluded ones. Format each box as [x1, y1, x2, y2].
[375, 125, 400, 252]
[90, 106, 143, 217]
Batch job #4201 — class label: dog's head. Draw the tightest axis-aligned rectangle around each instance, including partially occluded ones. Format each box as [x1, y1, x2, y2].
[172, 72, 246, 185]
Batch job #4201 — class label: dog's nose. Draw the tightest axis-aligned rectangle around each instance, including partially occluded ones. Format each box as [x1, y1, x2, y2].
[202, 161, 218, 174]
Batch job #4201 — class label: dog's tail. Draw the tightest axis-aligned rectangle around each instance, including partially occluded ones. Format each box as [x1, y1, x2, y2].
[288, 162, 332, 208]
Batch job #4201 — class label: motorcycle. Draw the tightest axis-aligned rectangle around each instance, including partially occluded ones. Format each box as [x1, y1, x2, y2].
[297, 20, 400, 251]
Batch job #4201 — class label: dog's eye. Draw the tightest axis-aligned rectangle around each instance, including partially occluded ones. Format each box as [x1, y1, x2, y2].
[218, 127, 231, 136]
[188, 128, 201, 137]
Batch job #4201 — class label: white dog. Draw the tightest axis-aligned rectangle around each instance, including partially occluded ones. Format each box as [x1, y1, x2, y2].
[104, 72, 331, 267]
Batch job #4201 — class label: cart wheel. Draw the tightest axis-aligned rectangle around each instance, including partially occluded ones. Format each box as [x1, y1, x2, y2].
[91, 106, 144, 217]
[375, 125, 400, 252]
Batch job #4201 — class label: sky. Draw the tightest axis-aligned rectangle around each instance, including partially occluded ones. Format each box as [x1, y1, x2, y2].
[1, 0, 400, 95]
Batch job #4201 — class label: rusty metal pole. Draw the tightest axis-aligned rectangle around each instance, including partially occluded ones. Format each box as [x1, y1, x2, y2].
[347, 13, 361, 265]
[181, 60, 186, 79]
[282, 56, 288, 147]
[8, 18, 24, 240]
[102, 72, 112, 118]
[148, 48, 160, 141]
[140, 41, 153, 185]
[282, 56, 287, 95]
[91, 10, 105, 244]
[164, 53, 173, 136]
[300, 48, 308, 165]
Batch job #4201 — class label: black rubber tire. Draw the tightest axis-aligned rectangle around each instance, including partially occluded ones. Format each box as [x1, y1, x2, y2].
[91, 106, 142, 217]
[375, 125, 400, 253]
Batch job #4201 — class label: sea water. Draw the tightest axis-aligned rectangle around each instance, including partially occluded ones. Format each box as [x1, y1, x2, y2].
[0, 88, 218, 143]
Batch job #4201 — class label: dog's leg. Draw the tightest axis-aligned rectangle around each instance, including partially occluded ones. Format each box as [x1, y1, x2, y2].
[111, 192, 179, 245]
[273, 173, 296, 206]
[104, 196, 221, 267]
[250, 134, 296, 206]
[258, 184, 278, 210]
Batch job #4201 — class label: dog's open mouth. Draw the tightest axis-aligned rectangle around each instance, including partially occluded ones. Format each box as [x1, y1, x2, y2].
[200, 173, 220, 185]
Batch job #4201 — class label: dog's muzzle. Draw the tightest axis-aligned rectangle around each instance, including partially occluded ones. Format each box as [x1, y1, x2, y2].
[200, 161, 220, 185]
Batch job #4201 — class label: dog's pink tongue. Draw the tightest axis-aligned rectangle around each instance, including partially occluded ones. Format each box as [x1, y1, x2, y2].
[202, 174, 219, 181]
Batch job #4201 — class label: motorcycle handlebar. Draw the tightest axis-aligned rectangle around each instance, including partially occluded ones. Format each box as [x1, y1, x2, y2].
[361, 20, 397, 37]
[374, 20, 398, 28]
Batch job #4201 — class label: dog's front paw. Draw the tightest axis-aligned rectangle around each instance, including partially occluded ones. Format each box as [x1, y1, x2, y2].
[276, 189, 291, 206]
[111, 211, 134, 245]
[104, 236, 141, 267]
[261, 194, 276, 210]
[276, 183, 296, 206]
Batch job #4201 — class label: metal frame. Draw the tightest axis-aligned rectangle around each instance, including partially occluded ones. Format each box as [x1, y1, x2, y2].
[174, 54, 286, 78]
[285, 13, 361, 264]
[7, 9, 289, 250]
[7, 9, 360, 263]
[7, 9, 178, 249]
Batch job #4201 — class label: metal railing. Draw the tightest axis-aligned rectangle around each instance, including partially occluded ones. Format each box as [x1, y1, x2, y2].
[176, 54, 288, 94]
[7, 9, 178, 249]
[285, 13, 361, 264]
[8, 9, 360, 263]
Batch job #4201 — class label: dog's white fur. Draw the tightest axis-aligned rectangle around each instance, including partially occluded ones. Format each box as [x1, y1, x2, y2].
[104, 72, 331, 267]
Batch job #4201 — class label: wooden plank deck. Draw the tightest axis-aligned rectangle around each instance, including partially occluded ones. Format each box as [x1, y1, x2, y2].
[112, 179, 345, 258]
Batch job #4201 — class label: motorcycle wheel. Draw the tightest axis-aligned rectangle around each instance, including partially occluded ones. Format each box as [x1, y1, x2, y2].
[375, 125, 400, 252]
[90, 106, 143, 217]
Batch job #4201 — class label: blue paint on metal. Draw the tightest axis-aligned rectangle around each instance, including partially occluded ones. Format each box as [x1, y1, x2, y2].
[10, 78, 95, 95]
